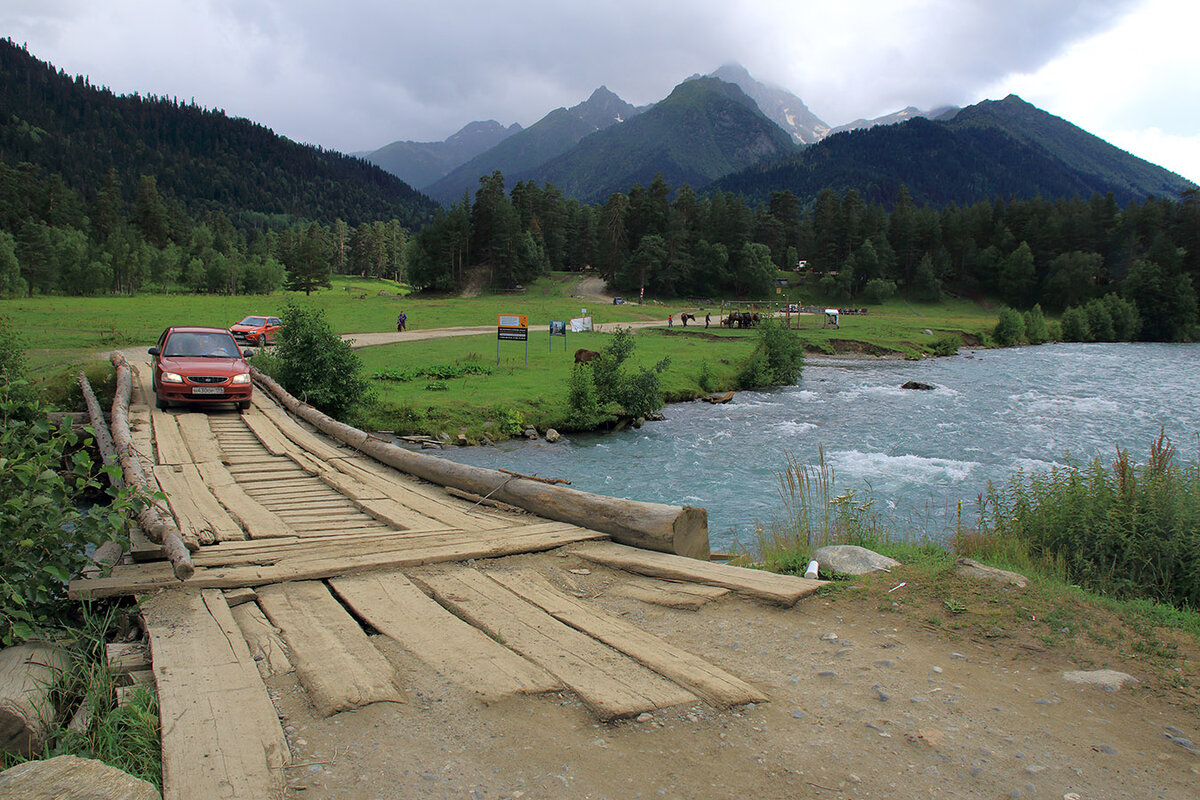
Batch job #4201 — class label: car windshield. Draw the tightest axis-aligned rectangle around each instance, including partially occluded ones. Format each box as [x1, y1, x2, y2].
[237, 316, 267, 326]
[163, 332, 241, 358]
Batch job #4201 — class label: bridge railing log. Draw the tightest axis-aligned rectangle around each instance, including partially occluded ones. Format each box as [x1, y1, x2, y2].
[251, 368, 709, 560]
[108, 353, 195, 581]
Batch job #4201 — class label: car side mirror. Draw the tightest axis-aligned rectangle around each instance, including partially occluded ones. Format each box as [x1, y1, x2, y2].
[148, 346, 160, 356]
[242, 348, 255, 359]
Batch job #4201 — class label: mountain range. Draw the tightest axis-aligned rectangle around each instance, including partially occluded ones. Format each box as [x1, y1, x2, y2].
[365, 63, 1192, 210]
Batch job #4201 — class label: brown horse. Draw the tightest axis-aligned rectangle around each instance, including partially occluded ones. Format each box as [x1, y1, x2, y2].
[574, 348, 600, 365]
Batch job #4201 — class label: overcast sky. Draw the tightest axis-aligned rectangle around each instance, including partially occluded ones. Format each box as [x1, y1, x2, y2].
[5, 0, 1198, 184]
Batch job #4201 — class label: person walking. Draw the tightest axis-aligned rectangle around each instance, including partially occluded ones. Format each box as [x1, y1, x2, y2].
[668, 314, 673, 327]
[705, 312, 711, 328]
[397, 313, 403, 332]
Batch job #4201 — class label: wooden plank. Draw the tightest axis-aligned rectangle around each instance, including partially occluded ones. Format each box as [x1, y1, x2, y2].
[153, 464, 247, 543]
[141, 588, 288, 800]
[251, 395, 348, 462]
[127, 522, 161, 562]
[413, 566, 695, 720]
[325, 457, 503, 531]
[223, 587, 258, 606]
[150, 409, 190, 466]
[609, 574, 731, 610]
[196, 462, 293, 539]
[256, 581, 403, 716]
[238, 407, 293, 456]
[0, 754, 160, 799]
[174, 412, 223, 464]
[105, 641, 149, 675]
[491, 569, 767, 707]
[571, 541, 825, 607]
[230, 601, 293, 680]
[70, 525, 609, 598]
[329, 571, 560, 702]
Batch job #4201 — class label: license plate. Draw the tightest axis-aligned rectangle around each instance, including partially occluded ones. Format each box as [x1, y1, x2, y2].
[192, 386, 225, 395]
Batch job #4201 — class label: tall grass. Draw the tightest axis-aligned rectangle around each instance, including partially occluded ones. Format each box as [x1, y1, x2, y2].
[979, 432, 1200, 608]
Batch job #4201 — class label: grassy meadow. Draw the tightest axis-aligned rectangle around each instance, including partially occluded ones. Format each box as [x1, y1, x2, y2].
[2, 271, 1000, 429]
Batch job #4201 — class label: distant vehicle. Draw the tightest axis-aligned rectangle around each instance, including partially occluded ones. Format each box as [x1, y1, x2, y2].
[229, 315, 282, 346]
[148, 326, 253, 411]
[612, 296, 625, 305]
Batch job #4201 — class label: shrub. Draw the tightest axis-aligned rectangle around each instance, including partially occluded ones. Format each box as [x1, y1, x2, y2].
[738, 317, 804, 388]
[697, 359, 716, 393]
[1084, 298, 1115, 341]
[1023, 304, 1049, 344]
[862, 278, 897, 305]
[980, 433, 1200, 608]
[1, 322, 132, 644]
[268, 303, 371, 417]
[578, 327, 669, 419]
[992, 307, 1025, 346]
[931, 335, 961, 356]
[564, 363, 605, 430]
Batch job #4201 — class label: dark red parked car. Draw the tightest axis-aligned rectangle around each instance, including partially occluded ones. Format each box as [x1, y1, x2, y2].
[148, 326, 253, 410]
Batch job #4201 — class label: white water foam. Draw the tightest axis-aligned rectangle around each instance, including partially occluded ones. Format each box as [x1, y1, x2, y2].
[828, 450, 981, 482]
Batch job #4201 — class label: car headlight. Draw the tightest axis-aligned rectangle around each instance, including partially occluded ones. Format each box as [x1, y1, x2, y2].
[231, 372, 251, 385]
[161, 372, 184, 384]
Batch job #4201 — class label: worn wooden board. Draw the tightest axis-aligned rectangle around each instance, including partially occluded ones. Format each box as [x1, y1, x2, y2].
[150, 410, 190, 466]
[0, 754, 161, 800]
[257, 581, 404, 716]
[173, 413, 223, 464]
[413, 566, 695, 720]
[329, 571, 560, 702]
[71, 524, 609, 598]
[141, 588, 288, 800]
[251, 395, 348, 462]
[153, 464, 246, 543]
[491, 569, 767, 707]
[238, 407, 293, 456]
[571, 541, 825, 607]
[196, 462, 293, 539]
[230, 601, 293, 680]
[607, 574, 731, 610]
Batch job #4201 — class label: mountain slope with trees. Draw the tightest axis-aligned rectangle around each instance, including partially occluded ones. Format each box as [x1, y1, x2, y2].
[425, 87, 642, 204]
[519, 77, 797, 204]
[0, 38, 439, 230]
[363, 120, 522, 190]
[712, 95, 1194, 208]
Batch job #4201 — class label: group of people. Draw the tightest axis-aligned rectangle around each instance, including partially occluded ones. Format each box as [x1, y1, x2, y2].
[396, 311, 408, 332]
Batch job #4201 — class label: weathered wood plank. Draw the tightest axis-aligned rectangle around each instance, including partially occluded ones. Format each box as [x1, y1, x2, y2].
[257, 581, 403, 716]
[196, 462, 293, 539]
[0, 754, 161, 799]
[230, 601, 293, 680]
[0, 643, 68, 757]
[571, 541, 825, 607]
[150, 410, 190, 466]
[608, 574, 731, 610]
[152, 464, 246, 543]
[329, 571, 560, 701]
[413, 566, 695, 720]
[491, 569, 766, 707]
[70, 526, 609, 598]
[173, 412, 223, 464]
[238, 407, 293, 456]
[141, 589, 288, 800]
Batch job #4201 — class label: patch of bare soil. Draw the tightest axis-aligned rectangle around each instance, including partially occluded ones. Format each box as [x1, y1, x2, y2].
[271, 553, 1198, 800]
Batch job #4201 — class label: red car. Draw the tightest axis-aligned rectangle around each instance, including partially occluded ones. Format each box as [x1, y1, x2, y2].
[148, 326, 253, 411]
[229, 315, 282, 347]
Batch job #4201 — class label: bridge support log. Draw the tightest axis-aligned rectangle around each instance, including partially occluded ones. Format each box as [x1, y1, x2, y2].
[251, 369, 709, 560]
[109, 354, 195, 581]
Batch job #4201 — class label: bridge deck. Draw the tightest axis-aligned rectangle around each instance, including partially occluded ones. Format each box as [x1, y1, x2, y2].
[67, 366, 823, 800]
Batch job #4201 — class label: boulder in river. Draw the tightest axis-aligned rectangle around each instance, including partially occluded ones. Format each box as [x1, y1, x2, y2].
[901, 381, 935, 390]
[812, 545, 900, 576]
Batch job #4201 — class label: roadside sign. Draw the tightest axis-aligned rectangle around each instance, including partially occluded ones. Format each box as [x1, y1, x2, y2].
[497, 313, 529, 364]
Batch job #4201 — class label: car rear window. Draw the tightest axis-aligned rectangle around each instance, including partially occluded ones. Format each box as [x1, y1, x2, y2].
[164, 332, 240, 358]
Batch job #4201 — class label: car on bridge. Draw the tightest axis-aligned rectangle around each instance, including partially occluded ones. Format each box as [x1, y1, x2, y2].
[229, 315, 282, 346]
[148, 326, 253, 411]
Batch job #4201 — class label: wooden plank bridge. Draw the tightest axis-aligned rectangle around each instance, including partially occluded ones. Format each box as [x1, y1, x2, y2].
[68, 359, 824, 800]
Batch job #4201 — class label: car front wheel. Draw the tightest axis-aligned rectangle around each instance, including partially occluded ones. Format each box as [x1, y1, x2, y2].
[155, 392, 168, 410]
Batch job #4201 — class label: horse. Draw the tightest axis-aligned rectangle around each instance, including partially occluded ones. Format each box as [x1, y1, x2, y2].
[574, 348, 600, 365]
[679, 313, 696, 326]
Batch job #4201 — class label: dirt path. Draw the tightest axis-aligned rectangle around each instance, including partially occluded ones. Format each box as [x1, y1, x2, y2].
[276, 555, 1198, 800]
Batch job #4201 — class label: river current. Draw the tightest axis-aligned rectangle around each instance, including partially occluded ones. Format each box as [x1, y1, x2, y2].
[428, 343, 1200, 551]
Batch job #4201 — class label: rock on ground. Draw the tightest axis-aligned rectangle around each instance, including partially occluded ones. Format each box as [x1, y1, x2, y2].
[813, 545, 900, 576]
[1062, 669, 1139, 691]
[955, 558, 1029, 588]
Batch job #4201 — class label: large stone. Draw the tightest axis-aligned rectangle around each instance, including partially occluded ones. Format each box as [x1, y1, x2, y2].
[1062, 669, 1138, 691]
[901, 381, 935, 390]
[812, 545, 900, 576]
[544, 429, 561, 443]
[955, 558, 1029, 588]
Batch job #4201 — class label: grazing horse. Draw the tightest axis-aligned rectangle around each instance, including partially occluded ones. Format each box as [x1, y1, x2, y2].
[574, 348, 600, 365]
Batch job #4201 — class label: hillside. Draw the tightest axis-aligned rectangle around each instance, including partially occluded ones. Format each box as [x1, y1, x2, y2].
[519, 77, 797, 204]
[425, 87, 642, 204]
[364, 120, 522, 189]
[0, 39, 439, 229]
[707, 63, 830, 144]
[712, 94, 1195, 208]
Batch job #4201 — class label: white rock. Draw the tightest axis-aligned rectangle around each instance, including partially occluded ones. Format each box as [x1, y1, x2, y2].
[1061, 669, 1138, 691]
